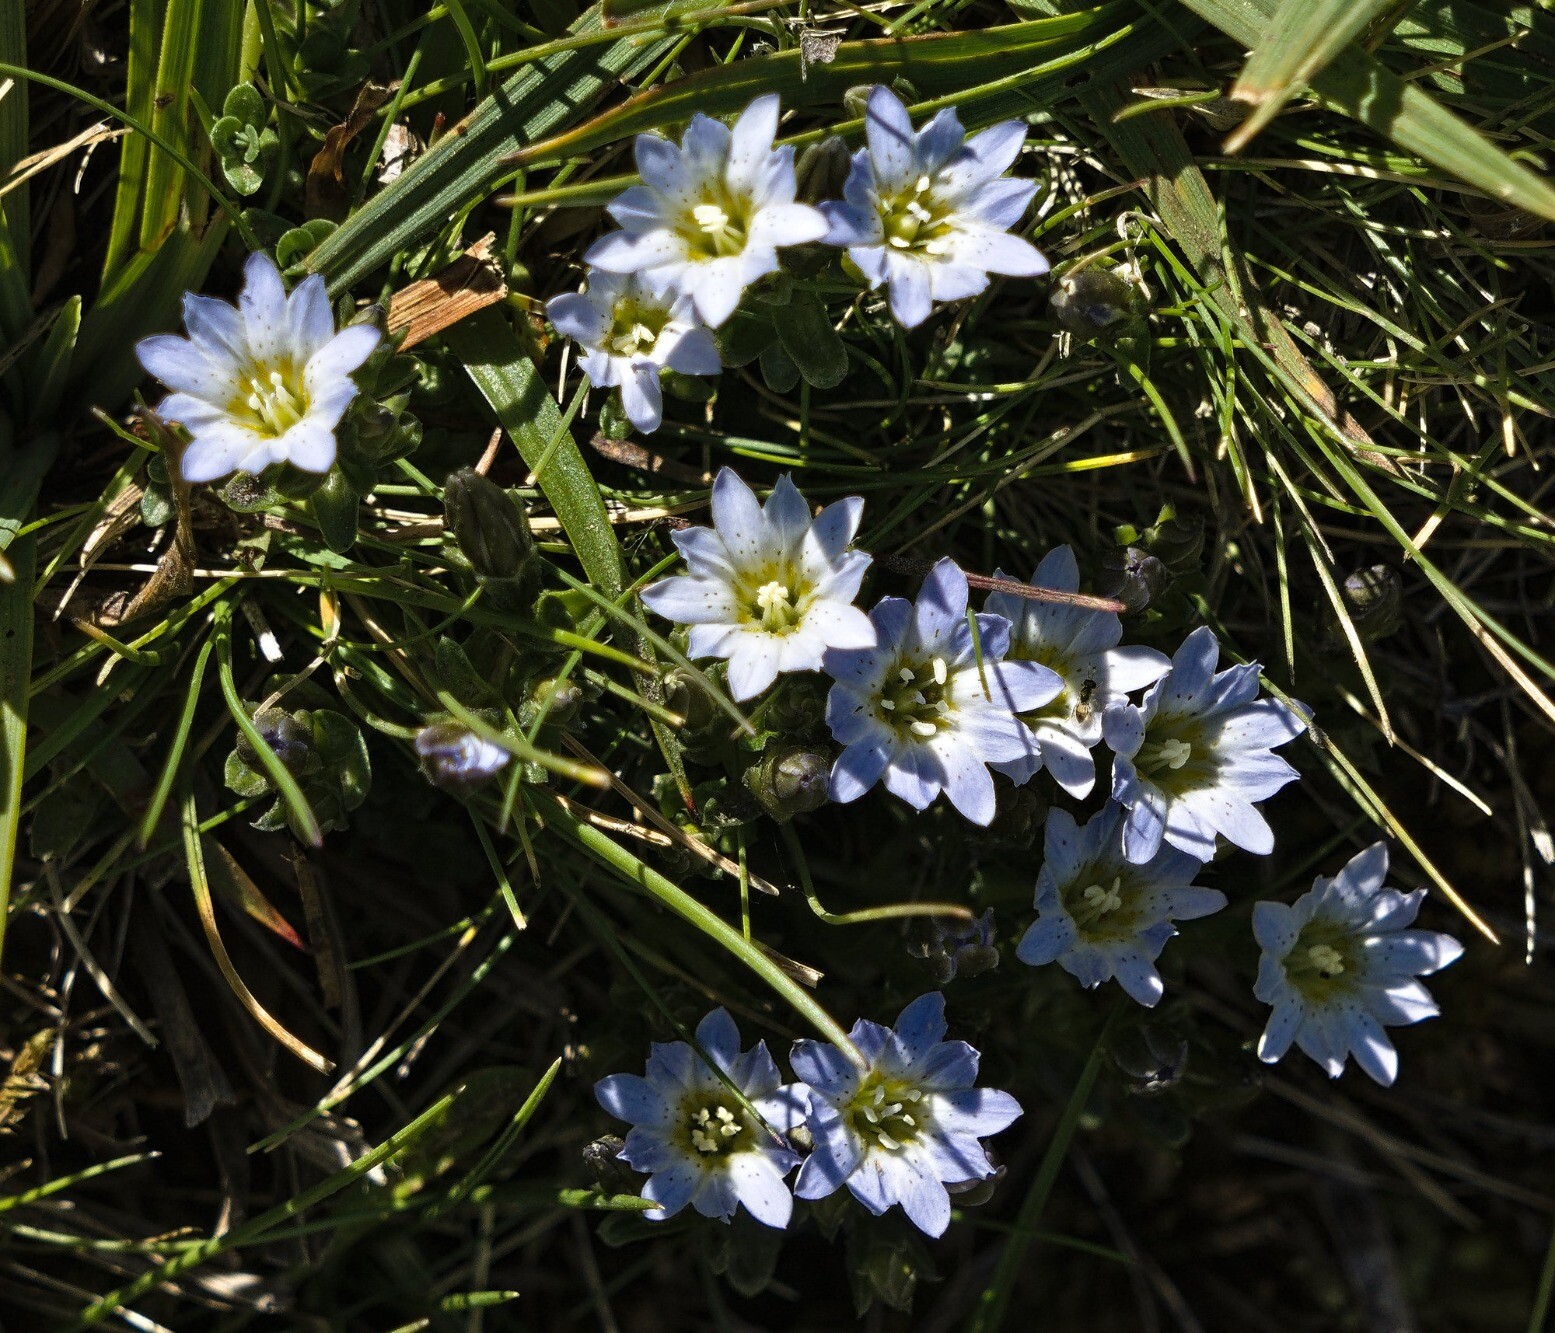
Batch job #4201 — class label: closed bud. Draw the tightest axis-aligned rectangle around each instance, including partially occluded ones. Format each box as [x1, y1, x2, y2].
[662, 668, 721, 735]
[849, 1228, 934, 1315]
[945, 1155, 1004, 1207]
[415, 721, 511, 794]
[968, 782, 1046, 854]
[239, 707, 313, 774]
[1145, 507, 1204, 575]
[1111, 1023, 1189, 1095]
[1051, 267, 1143, 341]
[444, 469, 534, 581]
[744, 743, 832, 821]
[905, 907, 1000, 985]
[1097, 545, 1170, 614]
[795, 135, 853, 206]
[581, 1134, 636, 1194]
[1340, 564, 1403, 641]
[520, 676, 587, 730]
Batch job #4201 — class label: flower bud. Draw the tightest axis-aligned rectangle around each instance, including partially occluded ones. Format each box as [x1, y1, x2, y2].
[1050, 268, 1144, 341]
[238, 707, 314, 774]
[795, 135, 853, 206]
[945, 1156, 1004, 1207]
[849, 1228, 934, 1314]
[1097, 545, 1170, 615]
[744, 743, 832, 821]
[1339, 564, 1403, 642]
[1110, 1023, 1189, 1095]
[968, 782, 1046, 855]
[1144, 506, 1204, 575]
[415, 721, 511, 794]
[519, 676, 587, 730]
[905, 908, 1000, 985]
[443, 469, 534, 581]
[662, 669, 721, 735]
[581, 1134, 636, 1194]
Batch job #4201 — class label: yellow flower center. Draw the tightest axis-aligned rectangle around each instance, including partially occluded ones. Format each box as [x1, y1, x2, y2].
[1137, 737, 1192, 774]
[239, 368, 307, 437]
[848, 1077, 925, 1152]
[882, 174, 954, 255]
[684, 1099, 745, 1157]
[684, 193, 749, 258]
[879, 657, 952, 738]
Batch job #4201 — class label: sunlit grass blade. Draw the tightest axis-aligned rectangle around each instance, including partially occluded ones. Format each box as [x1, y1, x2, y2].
[529, 787, 862, 1063]
[1227, 0, 1398, 151]
[180, 789, 334, 1072]
[1180, 0, 1555, 221]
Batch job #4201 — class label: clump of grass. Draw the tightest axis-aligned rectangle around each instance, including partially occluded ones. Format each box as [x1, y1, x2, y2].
[3, 1, 1555, 1329]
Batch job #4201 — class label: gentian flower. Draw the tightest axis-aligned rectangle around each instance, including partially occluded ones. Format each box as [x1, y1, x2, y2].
[791, 992, 1020, 1237]
[1102, 626, 1305, 864]
[585, 94, 828, 328]
[1016, 803, 1226, 1006]
[819, 85, 1049, 328]
[985, 546, 1170, 798]
[136, 252, 380, 483]
[546, 270, 720, 434]
[595, 1008, 809, 1227]
[640, 468, 875, 701]
[824, 560, 1061, 826]
[1253, 842, 1463, 1085]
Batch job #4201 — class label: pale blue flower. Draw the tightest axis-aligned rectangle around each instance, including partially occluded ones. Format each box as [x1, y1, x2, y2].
[1253, 842, 1463, 1086]
[986, 546, 1170, 799]
[825, 560, 1061, 826]
[546, 270, 719, 434]
[1017, 803, 1226, 1006]
[595, 1008, 809, 1227]
[1102, 626, 1306, 864]
[585, 94, 828, 328]
[640, 469, 875, 701]
[136, 252, 380, 483]
[791, 993, 1020, 1237]
[819, 86, 1050, 328]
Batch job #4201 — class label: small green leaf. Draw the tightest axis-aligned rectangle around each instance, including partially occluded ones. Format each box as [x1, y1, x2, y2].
[224, 749, 273, 800]
[276, 219, 338, 272]
[310, 467, 359, 553]
[759, 340, 801, 394]
[772, 290, 849, 389]
[221, 82, 265, 127]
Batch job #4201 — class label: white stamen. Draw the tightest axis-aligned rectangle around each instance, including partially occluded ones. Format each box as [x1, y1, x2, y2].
[931, 657, 947, 685]
[693, 203, 730, 234]
[910, 720, 937, 738]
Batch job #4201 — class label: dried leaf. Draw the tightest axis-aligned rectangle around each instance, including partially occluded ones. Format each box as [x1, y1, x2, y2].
[386, 233, 508, 351]
[306, 81, 397, 221]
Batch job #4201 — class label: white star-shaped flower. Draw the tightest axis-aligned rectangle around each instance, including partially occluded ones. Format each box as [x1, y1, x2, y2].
[824, 559, 1062, 826]
[791, 992, 1021, 1238]
[1254, 842, 1463, 1085]
[1102, 626, 1306, 864]
[135, 252, 380, 484]
[595, 1008, 809, 1227]
[547, 270, 720, 433]
[1017, 802, 1226, 1006]
[584, 94, 829, 328]
[639, 468, 875, 701]
[986, 546, 1169, 798]
[819, 86, 1050, 328]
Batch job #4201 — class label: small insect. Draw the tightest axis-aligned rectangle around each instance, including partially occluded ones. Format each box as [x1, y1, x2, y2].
[1074, 678, 1098, 724]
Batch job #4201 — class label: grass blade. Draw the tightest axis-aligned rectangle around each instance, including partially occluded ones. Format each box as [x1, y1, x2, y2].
[1227, 0, 1399, 151]
[1180, 0, 1555, 220]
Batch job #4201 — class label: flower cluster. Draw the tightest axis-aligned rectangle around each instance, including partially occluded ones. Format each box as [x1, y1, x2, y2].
[596, 994, 1019, 1236]
[547, 87, 1048, 433]
[640, 472, 1464, 1084]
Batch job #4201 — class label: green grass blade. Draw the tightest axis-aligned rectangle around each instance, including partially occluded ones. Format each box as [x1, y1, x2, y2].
[507, 5, 1134, 167]
[1227, 0, 1399, 150]
[0, 432, 56, 967]
[445, 308, 624, 598]
[306, 2, 687, 294]
[0, 0, 32, 348]
[530, 787, 862, 1064]
[102, 0, 161, 282]
[1180, 0, 1555, 221]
